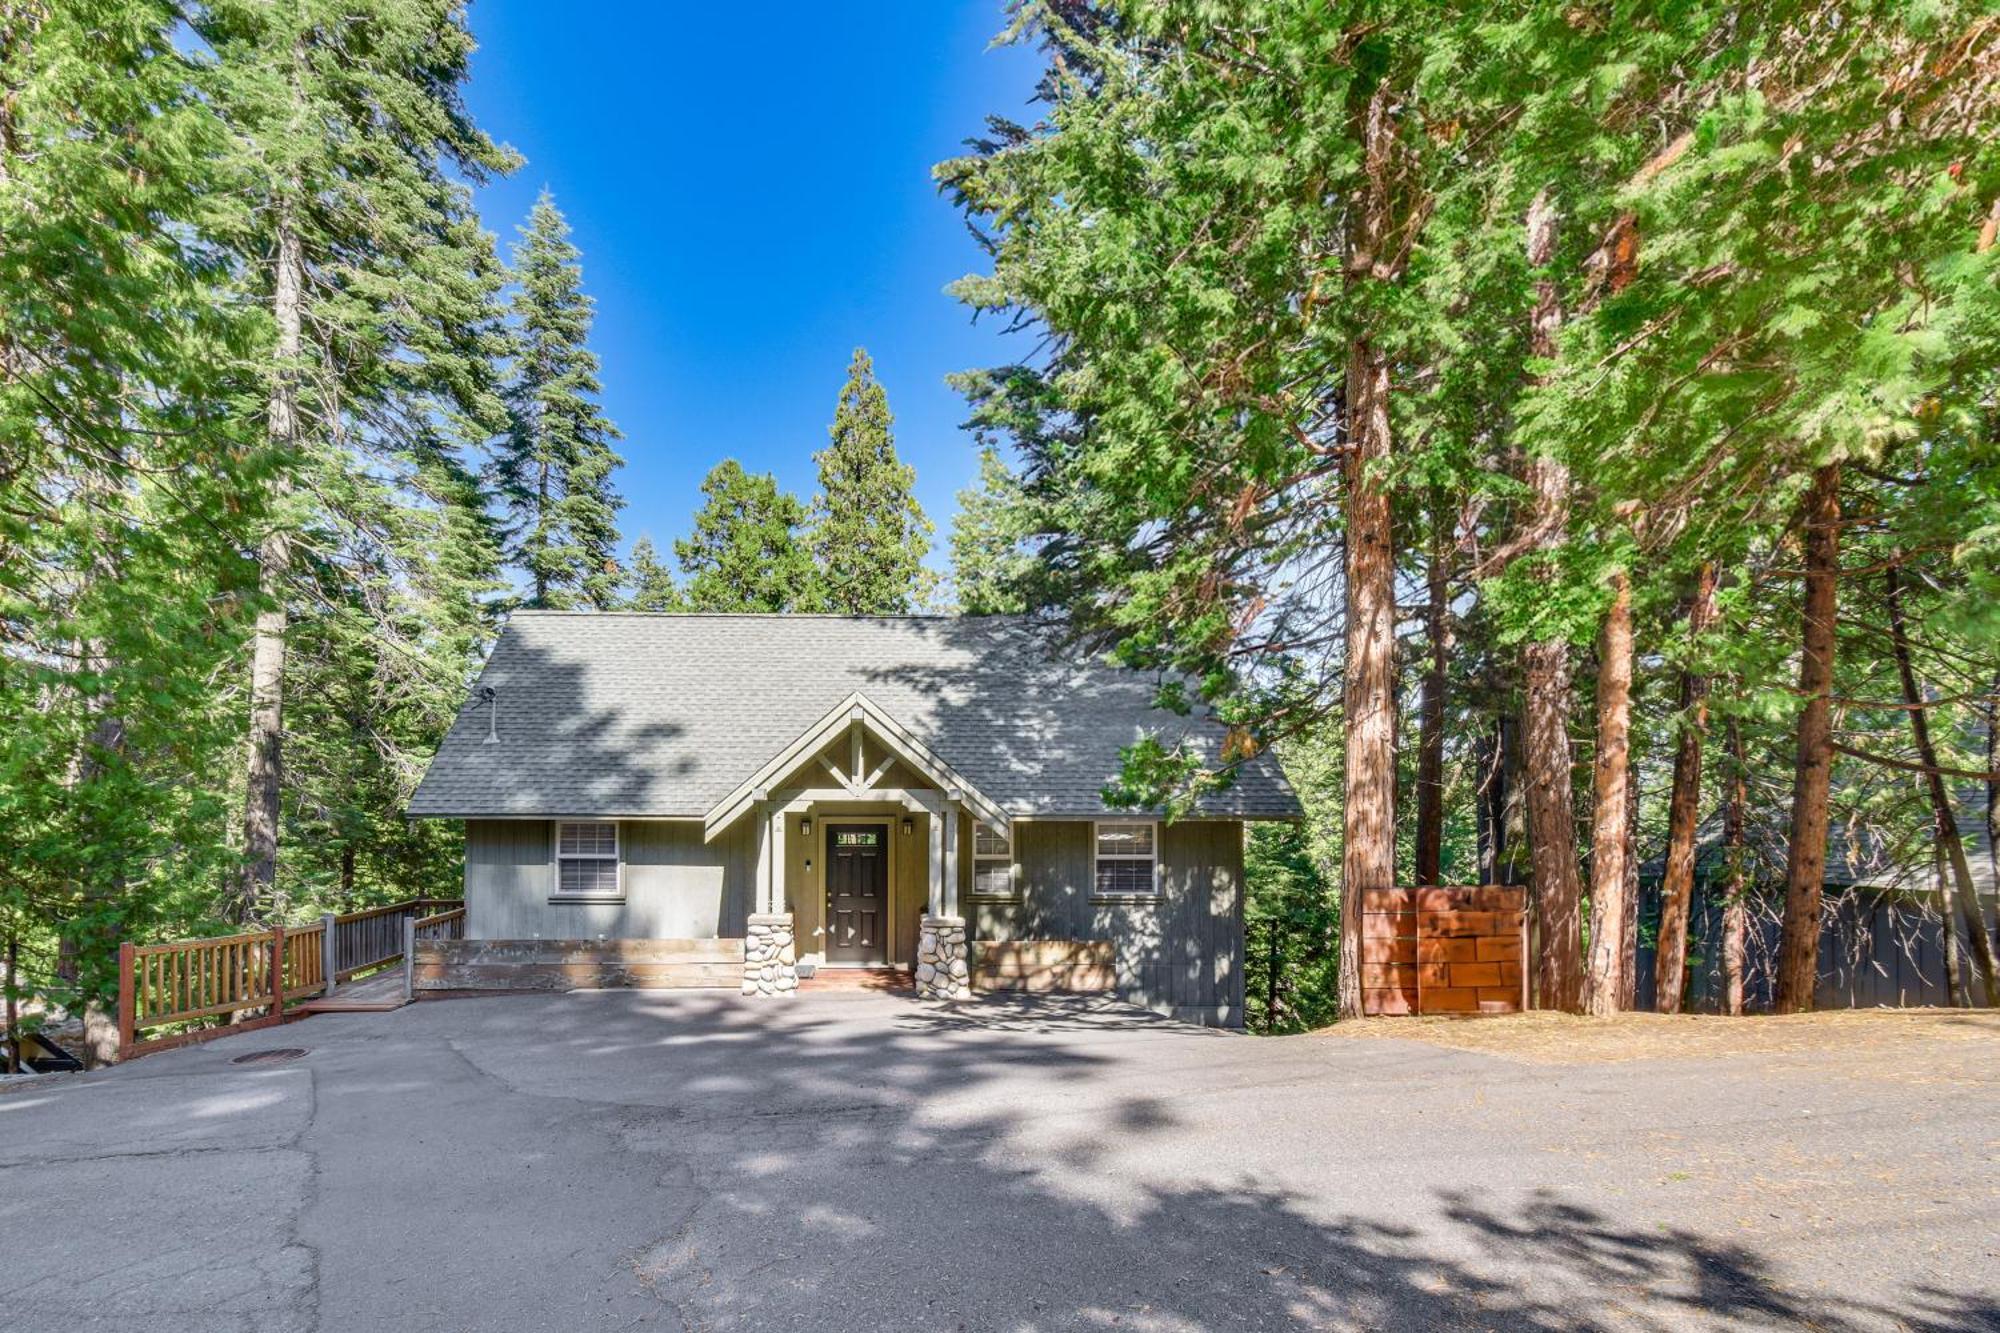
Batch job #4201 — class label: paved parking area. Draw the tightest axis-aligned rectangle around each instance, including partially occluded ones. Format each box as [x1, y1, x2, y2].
[3, 992, 1995, 1330]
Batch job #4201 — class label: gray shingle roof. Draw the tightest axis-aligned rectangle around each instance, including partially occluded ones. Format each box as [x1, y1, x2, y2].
[408, 613, 1300, 821]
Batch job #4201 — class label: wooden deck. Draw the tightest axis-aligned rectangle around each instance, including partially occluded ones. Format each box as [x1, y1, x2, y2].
[293, 967, 409, 1013]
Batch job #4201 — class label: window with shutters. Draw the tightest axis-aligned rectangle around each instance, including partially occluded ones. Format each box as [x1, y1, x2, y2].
[1092, 821, 1158, 899]
[971, 822, 1014, 899]
[554, 821, 621, 899]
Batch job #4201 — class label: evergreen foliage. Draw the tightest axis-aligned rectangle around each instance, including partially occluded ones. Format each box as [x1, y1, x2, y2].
[623, 536, 685, 611]
[494, 192, 626, 610]
[807, 349, 935, 614]
[1, 0, 538, 1036]
[675, 461, 817, 613]
[949, 446, 1033, 614]
[1, 0, 260, 1028]
[946, 0, 2000, 1017]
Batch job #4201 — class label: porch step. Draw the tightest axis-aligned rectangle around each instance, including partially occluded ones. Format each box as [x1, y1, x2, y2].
[799, 967, 911, 992]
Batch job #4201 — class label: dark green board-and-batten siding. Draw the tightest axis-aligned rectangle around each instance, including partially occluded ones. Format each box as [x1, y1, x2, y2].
[975, 819, 1245, 1028]
[464, 819, 755, 940]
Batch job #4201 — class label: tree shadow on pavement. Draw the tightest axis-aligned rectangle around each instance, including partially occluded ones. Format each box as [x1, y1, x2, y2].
[417, 992, 1997, 1333]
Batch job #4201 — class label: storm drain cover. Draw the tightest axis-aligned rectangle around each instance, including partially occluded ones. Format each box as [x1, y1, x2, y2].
[231, 1047, 308, 1065]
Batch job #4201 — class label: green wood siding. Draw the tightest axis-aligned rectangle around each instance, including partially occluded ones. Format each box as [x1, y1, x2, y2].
[465, 819, 754, 939]
[976, 818, 1244, 1026]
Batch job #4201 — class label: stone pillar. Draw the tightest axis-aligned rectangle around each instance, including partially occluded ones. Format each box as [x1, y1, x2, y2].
[743, 913, 797, 997]
[915, 914, 970, 1001]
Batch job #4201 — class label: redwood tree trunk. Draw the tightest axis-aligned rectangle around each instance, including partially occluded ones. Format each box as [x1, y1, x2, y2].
[236, 211, 304, 923]
[1722, 720, 1749, 1015]
[1476, 722, 1499, 883]
[1885, 564, 1998, 1007]
[1775, 463, 1841, 1013]
[1988, 679, 1999, 915]
[4, 932, 18, 1074]
[1936, 845, 1969, 1008]
[1620, 770, 1640, 1011]
[1336, 84, 1401, 1021]
[1655, 562, 1718, 1012]
[1339, 334, 1397, 1019]
[1584, 572, 1634, 1014]
[1415, 538, 1450, 885]
[1520, 190, 1584, 1012]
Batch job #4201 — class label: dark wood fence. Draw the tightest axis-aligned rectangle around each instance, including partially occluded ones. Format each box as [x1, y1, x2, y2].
[1635, 884, 1998, 1012]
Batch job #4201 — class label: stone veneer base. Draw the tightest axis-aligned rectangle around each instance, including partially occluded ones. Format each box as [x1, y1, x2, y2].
[915, 914, 971, 1001]
[743, 913, 798, 996]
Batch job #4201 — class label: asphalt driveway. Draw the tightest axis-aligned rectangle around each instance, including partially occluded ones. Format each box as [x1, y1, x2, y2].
[3, 991, 1995, 1331]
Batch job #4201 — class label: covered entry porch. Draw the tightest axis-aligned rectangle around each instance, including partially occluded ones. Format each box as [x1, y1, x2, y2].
[710, 692, 1007, 1001]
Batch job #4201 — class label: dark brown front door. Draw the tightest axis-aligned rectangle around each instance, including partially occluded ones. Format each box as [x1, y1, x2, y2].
[825, 824, 888, 964]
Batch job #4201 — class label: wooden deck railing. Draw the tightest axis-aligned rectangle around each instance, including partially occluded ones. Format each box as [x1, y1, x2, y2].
[413, 906, 467, 942]
[285, 921, 326, 994]
[400, 907, 469, 1002]
[116, 898, 459, 1060]
[332, 899, 453, 980]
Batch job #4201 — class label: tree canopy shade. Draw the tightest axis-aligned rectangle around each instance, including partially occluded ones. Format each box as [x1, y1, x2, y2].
[495, 192, 627, 611]
[807, 348, 936, 614]
[2, 0, 541, 1052]
[943, 0, 2000, 1015]
[675, 460, 818, 613]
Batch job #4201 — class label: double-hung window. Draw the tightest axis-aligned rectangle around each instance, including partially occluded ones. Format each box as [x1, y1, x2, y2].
[1092, 820, 1157, 898]
[555, 821, 621, 899]
[972, 822, 1014, 898]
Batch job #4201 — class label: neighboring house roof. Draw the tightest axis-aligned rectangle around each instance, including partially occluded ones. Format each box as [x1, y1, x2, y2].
[408, 612, 1301, 821]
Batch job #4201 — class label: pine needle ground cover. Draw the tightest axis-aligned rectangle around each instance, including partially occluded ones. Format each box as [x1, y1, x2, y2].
[1320, 1007, 2000, 1067]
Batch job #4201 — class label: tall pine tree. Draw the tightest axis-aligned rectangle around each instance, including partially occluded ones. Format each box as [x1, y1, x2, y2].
[495, 191, 625, 610]
[676, 461, 816, 613]
[199, 0, 517, 920]
[623, 535, 684, 611]
[949, 445, 1031, 614]
[807, 348, 934, 614]
[1, 0, 258, 1046]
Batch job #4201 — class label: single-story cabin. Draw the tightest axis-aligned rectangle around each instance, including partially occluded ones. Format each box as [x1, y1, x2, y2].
[407, 613, 1299, 1026]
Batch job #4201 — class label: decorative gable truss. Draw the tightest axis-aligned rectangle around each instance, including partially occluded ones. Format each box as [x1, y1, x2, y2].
[701, 692, 1011, 842]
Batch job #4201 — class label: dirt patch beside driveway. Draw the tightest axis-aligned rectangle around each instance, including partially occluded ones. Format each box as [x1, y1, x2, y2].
[1321, 1006, 2000, 1066]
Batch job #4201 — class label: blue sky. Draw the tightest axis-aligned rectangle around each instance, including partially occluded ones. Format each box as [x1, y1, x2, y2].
[462, 2, 1043, 574]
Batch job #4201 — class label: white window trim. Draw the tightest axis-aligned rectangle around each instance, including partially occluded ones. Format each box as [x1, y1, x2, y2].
[1091, 819, 1160, 901]
[970, 822, 1016, 901]
[553, 820, 624, 902]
